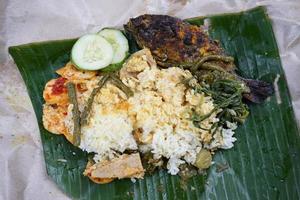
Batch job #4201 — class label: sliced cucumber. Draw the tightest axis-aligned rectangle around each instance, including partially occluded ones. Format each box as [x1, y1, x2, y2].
[71, 34, 113, 70]
[98, 29, 129, 64]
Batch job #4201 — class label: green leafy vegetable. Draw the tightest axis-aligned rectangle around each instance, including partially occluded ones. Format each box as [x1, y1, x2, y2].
[190, 70, 249, 131]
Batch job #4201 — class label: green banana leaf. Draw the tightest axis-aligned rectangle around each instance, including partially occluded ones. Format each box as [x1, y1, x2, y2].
[8, 6, 300, 200]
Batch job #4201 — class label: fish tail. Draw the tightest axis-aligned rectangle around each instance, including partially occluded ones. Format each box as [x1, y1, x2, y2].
[242, 78, 274, 103]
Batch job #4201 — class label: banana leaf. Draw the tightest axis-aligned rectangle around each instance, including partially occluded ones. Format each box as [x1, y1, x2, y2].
[8, 6, 300, 200]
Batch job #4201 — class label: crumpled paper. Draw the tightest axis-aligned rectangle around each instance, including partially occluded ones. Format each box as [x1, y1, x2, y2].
[0, 0, 299, 199]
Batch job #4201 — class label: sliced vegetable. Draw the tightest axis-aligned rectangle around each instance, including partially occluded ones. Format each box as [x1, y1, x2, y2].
[98, 29, 129, 64]
[71, 34, 113, 70]
[80, 74, 110, 126]
[109, 74, 133, 97]
[194, 149, 212, 169]
[66, 82, 81, 146]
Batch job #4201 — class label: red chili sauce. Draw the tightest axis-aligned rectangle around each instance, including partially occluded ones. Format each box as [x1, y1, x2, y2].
[51, 77, 67, 95]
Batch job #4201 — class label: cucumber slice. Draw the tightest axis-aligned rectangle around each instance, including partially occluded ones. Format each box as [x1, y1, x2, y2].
[71, 34, 113, 70]
[98, 29, 129, 64]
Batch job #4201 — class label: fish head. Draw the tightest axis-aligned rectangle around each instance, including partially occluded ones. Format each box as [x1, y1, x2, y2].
[125, 14, 180, 34]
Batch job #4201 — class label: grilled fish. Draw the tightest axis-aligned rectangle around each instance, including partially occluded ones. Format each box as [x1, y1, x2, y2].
[125, 14, 274, 103]
[125, 14, 222, 66]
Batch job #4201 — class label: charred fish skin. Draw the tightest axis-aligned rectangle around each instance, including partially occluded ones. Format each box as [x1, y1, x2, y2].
[124, 14, 222, 65]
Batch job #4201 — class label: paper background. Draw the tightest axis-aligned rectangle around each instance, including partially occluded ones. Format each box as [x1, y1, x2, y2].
[0, 0, 299, 199]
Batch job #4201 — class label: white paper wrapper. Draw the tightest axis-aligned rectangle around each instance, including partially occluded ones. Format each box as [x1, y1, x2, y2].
[0, 0, 299, 199]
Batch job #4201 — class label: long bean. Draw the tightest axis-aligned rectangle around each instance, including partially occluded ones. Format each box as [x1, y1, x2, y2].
[190, 55, 234, 72]
[66, 82, 81, 146]
[201, 62, 228, 73]
[80, 74, 110, 126]
[110, 74, 134, 97]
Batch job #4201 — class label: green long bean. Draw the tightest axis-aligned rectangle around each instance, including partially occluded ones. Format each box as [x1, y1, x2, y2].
[80, 74, 110, 126]
[191, 55, 234, 72]
[66, 82, 81, 146]
[110, 74, 134, 97]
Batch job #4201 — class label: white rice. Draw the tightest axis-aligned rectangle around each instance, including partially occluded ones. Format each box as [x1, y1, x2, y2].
[79, 107, 137, 162]
[221, 128, 237, 149]
[151, 125, 202, 175]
